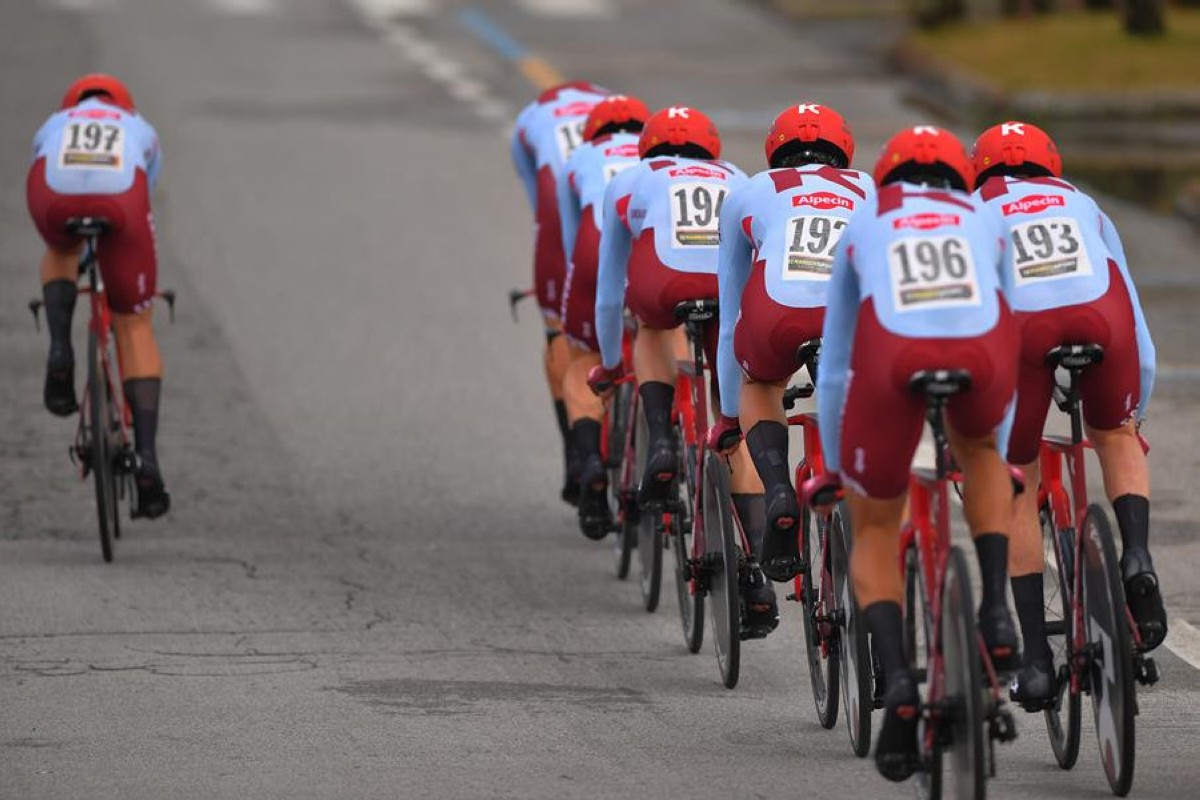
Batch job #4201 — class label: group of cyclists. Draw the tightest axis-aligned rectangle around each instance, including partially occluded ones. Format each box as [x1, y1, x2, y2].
[510, 80, 1168, 783]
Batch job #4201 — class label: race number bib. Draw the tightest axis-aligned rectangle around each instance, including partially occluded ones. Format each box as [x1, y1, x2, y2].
[1009, 217, 1093, 285]
[671, 182, 727, 248]
[59, 121, 123, 169]
[555, 120, 586, 161]
[603, 161, 636, 183]
[782, 215, 847, 280]
[888, 235, 981, 312]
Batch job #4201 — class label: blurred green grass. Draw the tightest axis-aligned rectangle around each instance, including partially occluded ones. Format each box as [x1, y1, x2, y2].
[909, 11, 1200, 92]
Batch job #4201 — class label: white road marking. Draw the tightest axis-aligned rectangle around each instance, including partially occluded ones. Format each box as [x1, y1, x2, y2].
[1164, 616, 1200, 670]
[516, 0, 612, 17]
[347, 0, 435, 29]
[44, 0, 116, 11]
[208, 0, 277, 15]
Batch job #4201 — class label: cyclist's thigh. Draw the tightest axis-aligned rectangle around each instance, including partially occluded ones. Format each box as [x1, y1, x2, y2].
[945, 308, 1019, 440]
[96, 172, 157, 315]
[734, 264, 824, 384]
[561, 213, 601, 351]
[839, 303, 926, 499]
[533, 166, 566, 320]
[626, 233, 716, 330]
[26, 158, 81, 252]
[1078, 262, 1141, 430]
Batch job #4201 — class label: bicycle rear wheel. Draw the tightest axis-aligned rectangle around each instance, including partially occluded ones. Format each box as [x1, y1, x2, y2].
[940, 546, 986, 800]
[634, 405, 662, 612]
[906, 545, 941, 800]
[610, 382, 636, 580]
[800, 503, 840, 729]
[832, 501, 871, 756]
[672, 436, 704, 653]
[1081, 505, 1136, 797]
[703, 449, 739, 689]
[88, 329, 118, 563]
[1041, 504, 1081, 769]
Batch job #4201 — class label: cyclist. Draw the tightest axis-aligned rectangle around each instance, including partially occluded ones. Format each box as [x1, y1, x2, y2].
[816, 126, 1020, 781]
[971, 121, 1165, 707]
[512, 80, 610, 507]
[556, 94, 650, 538]
[707, 102, 873, 583]
[26, 74, 170, 519]
[588, 107, 777, 634]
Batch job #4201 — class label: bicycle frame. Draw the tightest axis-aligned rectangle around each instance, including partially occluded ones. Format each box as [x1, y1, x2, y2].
[791, 413, 832, 640]
[674, 323, 712, 593]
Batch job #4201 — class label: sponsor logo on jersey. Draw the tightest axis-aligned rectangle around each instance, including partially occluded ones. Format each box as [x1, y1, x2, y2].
[553, 101, 597, 118]
[604, 143, 639, 158]
[1001, 194, 1065, 216]
[893, 213, 960, 231]
[792, 192, 854, 211]
[667, 165, 727, 180]
[68, 108, 121, 120]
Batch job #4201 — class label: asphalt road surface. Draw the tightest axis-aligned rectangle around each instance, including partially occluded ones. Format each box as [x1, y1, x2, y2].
[2, 1, 1198, 798]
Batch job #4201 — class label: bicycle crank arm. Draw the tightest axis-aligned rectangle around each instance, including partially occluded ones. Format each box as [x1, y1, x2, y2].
[158, 289, 177, 323]
[28, 299, 43, 331]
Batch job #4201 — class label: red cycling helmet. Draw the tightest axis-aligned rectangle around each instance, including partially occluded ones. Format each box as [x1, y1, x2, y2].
[583, 94, 651, 142]
[972, 121, 1062, 187]
[874, 125, 973, 191]
[765, 102, 854, 168]
[61, 73, 136, 113]
[638, 105, 721, 160]
[537, 80, 607, 104]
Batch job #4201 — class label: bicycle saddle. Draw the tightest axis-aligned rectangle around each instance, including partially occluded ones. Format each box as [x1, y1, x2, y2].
[673, 298, 719, 324]
[908, 369, 972, 399]
[64, 216, 112, 237]
[1045, 343, 1104, 370]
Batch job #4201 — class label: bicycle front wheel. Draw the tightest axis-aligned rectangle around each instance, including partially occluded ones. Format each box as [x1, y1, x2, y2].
[702, 449, 739, 689]
[1081, 505, 1136, 797]
[88, 329, 118, 563]
[672, 436, 703, 653]
[610, 382, 636, 581]
[941, 546, 986, 800]
[832, 501, 872, 757]
[800, 502, 839, 730]
[1041, 504, 1081, 769]
[634, 405, 662, 612]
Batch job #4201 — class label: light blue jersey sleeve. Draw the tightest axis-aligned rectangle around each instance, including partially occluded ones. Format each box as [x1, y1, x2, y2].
[716, 185, 755, 419]
[816, 223, 863, 475]
[557, 147, 585, 265]
[595, 168, 639, 370]
[138, 116, 162, 192]
[510, 105, 539, 211]
[1099, 209, 1156, 418]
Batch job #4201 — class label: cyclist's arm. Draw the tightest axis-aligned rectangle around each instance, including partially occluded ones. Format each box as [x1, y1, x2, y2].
[595, 180, 634, 370]
[716, 188, 753, 420]
[557, 159, 582, 266]
[1099, 209, 1157, 418]
[141, 118, 163, 192]
[31, 117, 55, 162]
[510, 121, 538, 211]
[816, 236, 861, 474]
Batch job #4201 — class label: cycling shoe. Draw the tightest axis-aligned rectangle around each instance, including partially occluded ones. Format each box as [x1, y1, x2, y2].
[978, 603, 1021, 673]
[577, 456, 613, 541]
[1122, 547, 1167, 651]
[637, 437, 677, 508]
[1009, 656, 1058, 712]
[740, 566, 779, 640]
[875, 673, 920, 783]
[134, 457, 171, 520]
[760, 484, 802, 582]
[44, 345, 78, 417]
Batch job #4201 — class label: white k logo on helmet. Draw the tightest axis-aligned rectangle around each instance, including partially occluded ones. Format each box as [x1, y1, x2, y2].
[667, 106, 691, 119]
[1001, 122, 1026, 136]
[913, 125, 940, 136]
[797, 103, 821, 114]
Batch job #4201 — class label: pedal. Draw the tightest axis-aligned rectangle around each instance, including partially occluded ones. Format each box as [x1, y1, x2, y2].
[1134, 655, 1160, 687]
[785, 592, 798, 603]
[988, 708, 1018, 744]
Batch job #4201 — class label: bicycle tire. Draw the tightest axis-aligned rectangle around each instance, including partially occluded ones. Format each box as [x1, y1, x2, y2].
[907, 545, 942, 800]
[88, 328, 116, 563]
[800, 503, 840, 730]
[672, 437, 704, 653]
[1081, 505, 1136, 797]
[610, 383, 636, 580]
[941, 545, 986, 800]
[1041, 504, 1081, 769]
[832, 500, 871, 756]
[634, 405, 662, 612]
[703, 449, 739, 689]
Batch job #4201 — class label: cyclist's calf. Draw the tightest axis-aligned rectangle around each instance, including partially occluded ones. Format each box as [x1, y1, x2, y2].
[1088, 419, 1150, 500]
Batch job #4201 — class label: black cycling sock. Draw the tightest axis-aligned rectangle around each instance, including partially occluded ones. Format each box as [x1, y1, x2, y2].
[973, 533, 1009, 609]
[124, 378, 161, 464]
[863, 601, 907, 682]
[1113, 494, 1150, 554]
[1011, 573, 1049, 666]
[639, 381, 674, 444]
[745, 421, 791, 492]
[571, 418, 602, 461]
[732, 493, 767, 557]
[43, 279, 77, 353]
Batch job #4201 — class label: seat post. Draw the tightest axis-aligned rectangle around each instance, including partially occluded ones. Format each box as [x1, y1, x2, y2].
[1066, 367, 1085, 446]
[926, 396, 952, 479]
